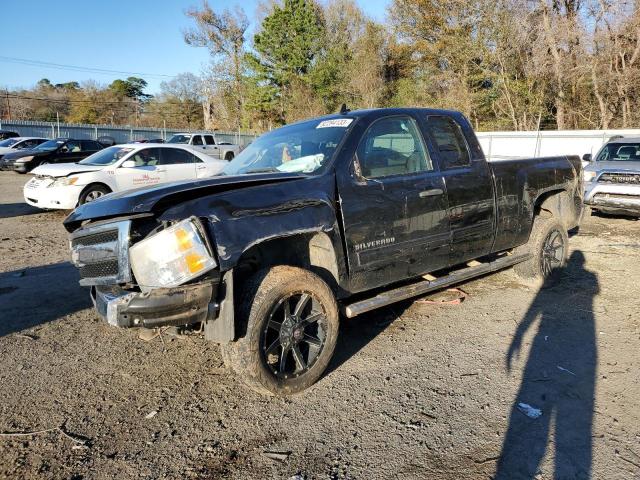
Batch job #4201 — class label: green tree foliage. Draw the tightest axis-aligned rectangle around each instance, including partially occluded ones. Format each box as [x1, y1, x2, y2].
[245, 0, 325, 124]
[108, 77, 151, 100]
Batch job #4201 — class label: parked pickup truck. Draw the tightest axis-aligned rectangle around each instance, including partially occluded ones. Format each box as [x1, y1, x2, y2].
[64, 108, 583, 395]
[167, 132, 240, 161]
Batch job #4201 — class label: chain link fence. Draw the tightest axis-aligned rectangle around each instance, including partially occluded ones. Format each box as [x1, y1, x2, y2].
[0, 119, 259, 148]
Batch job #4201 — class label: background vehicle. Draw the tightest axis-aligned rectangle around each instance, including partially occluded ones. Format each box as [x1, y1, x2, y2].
[24, 144, 227, 209]
[2, 138, 104, 173]
[0, 130, 19, 141]
[133, 138, 165, 144]
[0, 137, 48, 162]
[583, 137, 640, 217]
[65, 108, 583, 396]
[167, 132, 239, 160]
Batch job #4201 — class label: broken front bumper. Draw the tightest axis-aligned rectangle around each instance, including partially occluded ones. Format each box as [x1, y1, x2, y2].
[91, 281, 216, 328]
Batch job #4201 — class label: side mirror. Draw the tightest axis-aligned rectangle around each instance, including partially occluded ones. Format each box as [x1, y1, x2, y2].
[121, 160, 136, 168]
[582, 153, 592, 162]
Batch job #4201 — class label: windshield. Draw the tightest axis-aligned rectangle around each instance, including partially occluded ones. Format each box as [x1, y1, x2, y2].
[0, 138, 19, 147]
[168, 134, 191, 144]
[78, 146, 134, 166]
[596, 143, 640, 162]
[223, 118, 354, 176]
[35, 139, 64, 151]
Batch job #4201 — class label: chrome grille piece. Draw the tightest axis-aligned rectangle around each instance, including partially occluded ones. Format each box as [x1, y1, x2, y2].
[69, 220, 131, 286]
[599, 172, 640, 185]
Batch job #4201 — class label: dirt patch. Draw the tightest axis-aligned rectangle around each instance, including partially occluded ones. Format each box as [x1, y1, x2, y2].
[0, 171, 638, 479]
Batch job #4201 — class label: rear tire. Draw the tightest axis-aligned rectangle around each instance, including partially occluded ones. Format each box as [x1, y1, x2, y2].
[514, 216, 568, 284]
[79, 185, 110, 205]
[220, 266, 339, 396]
[224, 152, 234, 161]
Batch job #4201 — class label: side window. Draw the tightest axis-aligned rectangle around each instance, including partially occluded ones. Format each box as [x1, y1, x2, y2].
[192, 135, 203, 146]
[204, 135, 215, 145]
[160, 148, 196, 165]
[357, 116, 432, 179]
[130, 148, 161, 167]
[80, 140, 97, 151]
[62, 140, 81, 153]
[426, 116, 471, 169]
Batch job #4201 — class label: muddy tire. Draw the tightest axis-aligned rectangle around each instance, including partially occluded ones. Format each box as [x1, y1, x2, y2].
[514, 216, 568, 283]
[220, 266, 339, 396]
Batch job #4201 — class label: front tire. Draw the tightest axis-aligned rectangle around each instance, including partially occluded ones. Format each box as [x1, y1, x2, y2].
[221, 266, 339, 396]
[514, 216, 568, 283]
[79, 185, 110, 205]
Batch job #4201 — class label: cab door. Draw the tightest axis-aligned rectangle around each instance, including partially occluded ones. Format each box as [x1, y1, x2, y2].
[115, 147, 166, 190]
[423, 114, 495, 266]
[203, 134, 221, 159]
[337, 115, 451, 292]
[55, 140, 84, 164]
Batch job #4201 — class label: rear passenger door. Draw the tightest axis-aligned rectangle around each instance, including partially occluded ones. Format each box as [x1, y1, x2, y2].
[158, 148, 198, 182]
[338, 115, 451, 291]
[424, 115, 495, 265]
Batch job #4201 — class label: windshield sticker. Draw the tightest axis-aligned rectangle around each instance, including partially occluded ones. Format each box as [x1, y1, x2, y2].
[316, 119, 353, 129]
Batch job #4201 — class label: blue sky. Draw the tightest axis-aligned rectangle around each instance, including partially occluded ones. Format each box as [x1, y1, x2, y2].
[0, 0, 390, 94]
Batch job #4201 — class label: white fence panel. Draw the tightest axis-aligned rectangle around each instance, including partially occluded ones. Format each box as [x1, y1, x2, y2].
[477, 129, 640, 161]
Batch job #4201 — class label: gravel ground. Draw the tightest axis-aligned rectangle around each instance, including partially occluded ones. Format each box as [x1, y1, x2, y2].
[0, 170, 639, 480]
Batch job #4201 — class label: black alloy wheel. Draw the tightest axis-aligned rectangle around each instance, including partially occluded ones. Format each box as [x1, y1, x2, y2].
[261, 292, 327, 379]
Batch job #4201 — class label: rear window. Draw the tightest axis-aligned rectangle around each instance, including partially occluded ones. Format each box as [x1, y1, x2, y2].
[426, 116, 471, 169]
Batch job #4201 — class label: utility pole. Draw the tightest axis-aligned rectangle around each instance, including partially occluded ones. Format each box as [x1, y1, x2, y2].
[56, 111, 60, 137]
[5, 91, 11, 120]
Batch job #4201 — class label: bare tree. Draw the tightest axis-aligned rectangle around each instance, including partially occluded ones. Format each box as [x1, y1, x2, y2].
[184, 2, 249, 131]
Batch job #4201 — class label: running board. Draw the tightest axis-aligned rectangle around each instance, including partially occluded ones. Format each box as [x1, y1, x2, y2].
[343, 253, 531, 318]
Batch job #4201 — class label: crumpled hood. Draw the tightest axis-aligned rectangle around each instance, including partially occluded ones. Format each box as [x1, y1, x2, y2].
[31, 163, 104, 177]
[63, 172, 305, 231]
[585, 160, 640, 174]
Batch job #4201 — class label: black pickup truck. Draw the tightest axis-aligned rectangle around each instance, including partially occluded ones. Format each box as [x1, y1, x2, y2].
[64, 108, 583, 395]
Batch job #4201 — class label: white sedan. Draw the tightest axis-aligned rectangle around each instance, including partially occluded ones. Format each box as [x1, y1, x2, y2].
[23, 144, 227, 210]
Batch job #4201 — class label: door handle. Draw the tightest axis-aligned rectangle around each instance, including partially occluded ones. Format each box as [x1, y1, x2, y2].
[419, 188, 444, 198]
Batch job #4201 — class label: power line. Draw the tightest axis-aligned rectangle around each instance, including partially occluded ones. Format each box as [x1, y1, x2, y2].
[0, 56, 176, 79]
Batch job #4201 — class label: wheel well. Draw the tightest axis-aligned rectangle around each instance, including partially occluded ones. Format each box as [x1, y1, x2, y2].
[80, 182, 112, 195]
[533, 189, 578, 229]
[234, 232, 341, 295]
[78, 183, 112, 204]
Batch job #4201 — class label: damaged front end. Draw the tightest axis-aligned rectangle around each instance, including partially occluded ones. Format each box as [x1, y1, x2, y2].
[69, 215, 230, 337]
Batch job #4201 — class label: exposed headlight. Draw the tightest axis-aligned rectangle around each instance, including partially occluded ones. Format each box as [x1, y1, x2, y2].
[583, 171, 597, 182]
[129, 218, 217, 290]
[15, 156, 34, 164]
[51, 176, 79, 187]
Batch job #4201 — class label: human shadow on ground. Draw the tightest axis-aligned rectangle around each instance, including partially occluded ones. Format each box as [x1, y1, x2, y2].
[0, 262, 91, 337]
[495, 251, 599, 479]
[0, 202, 42, 219]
